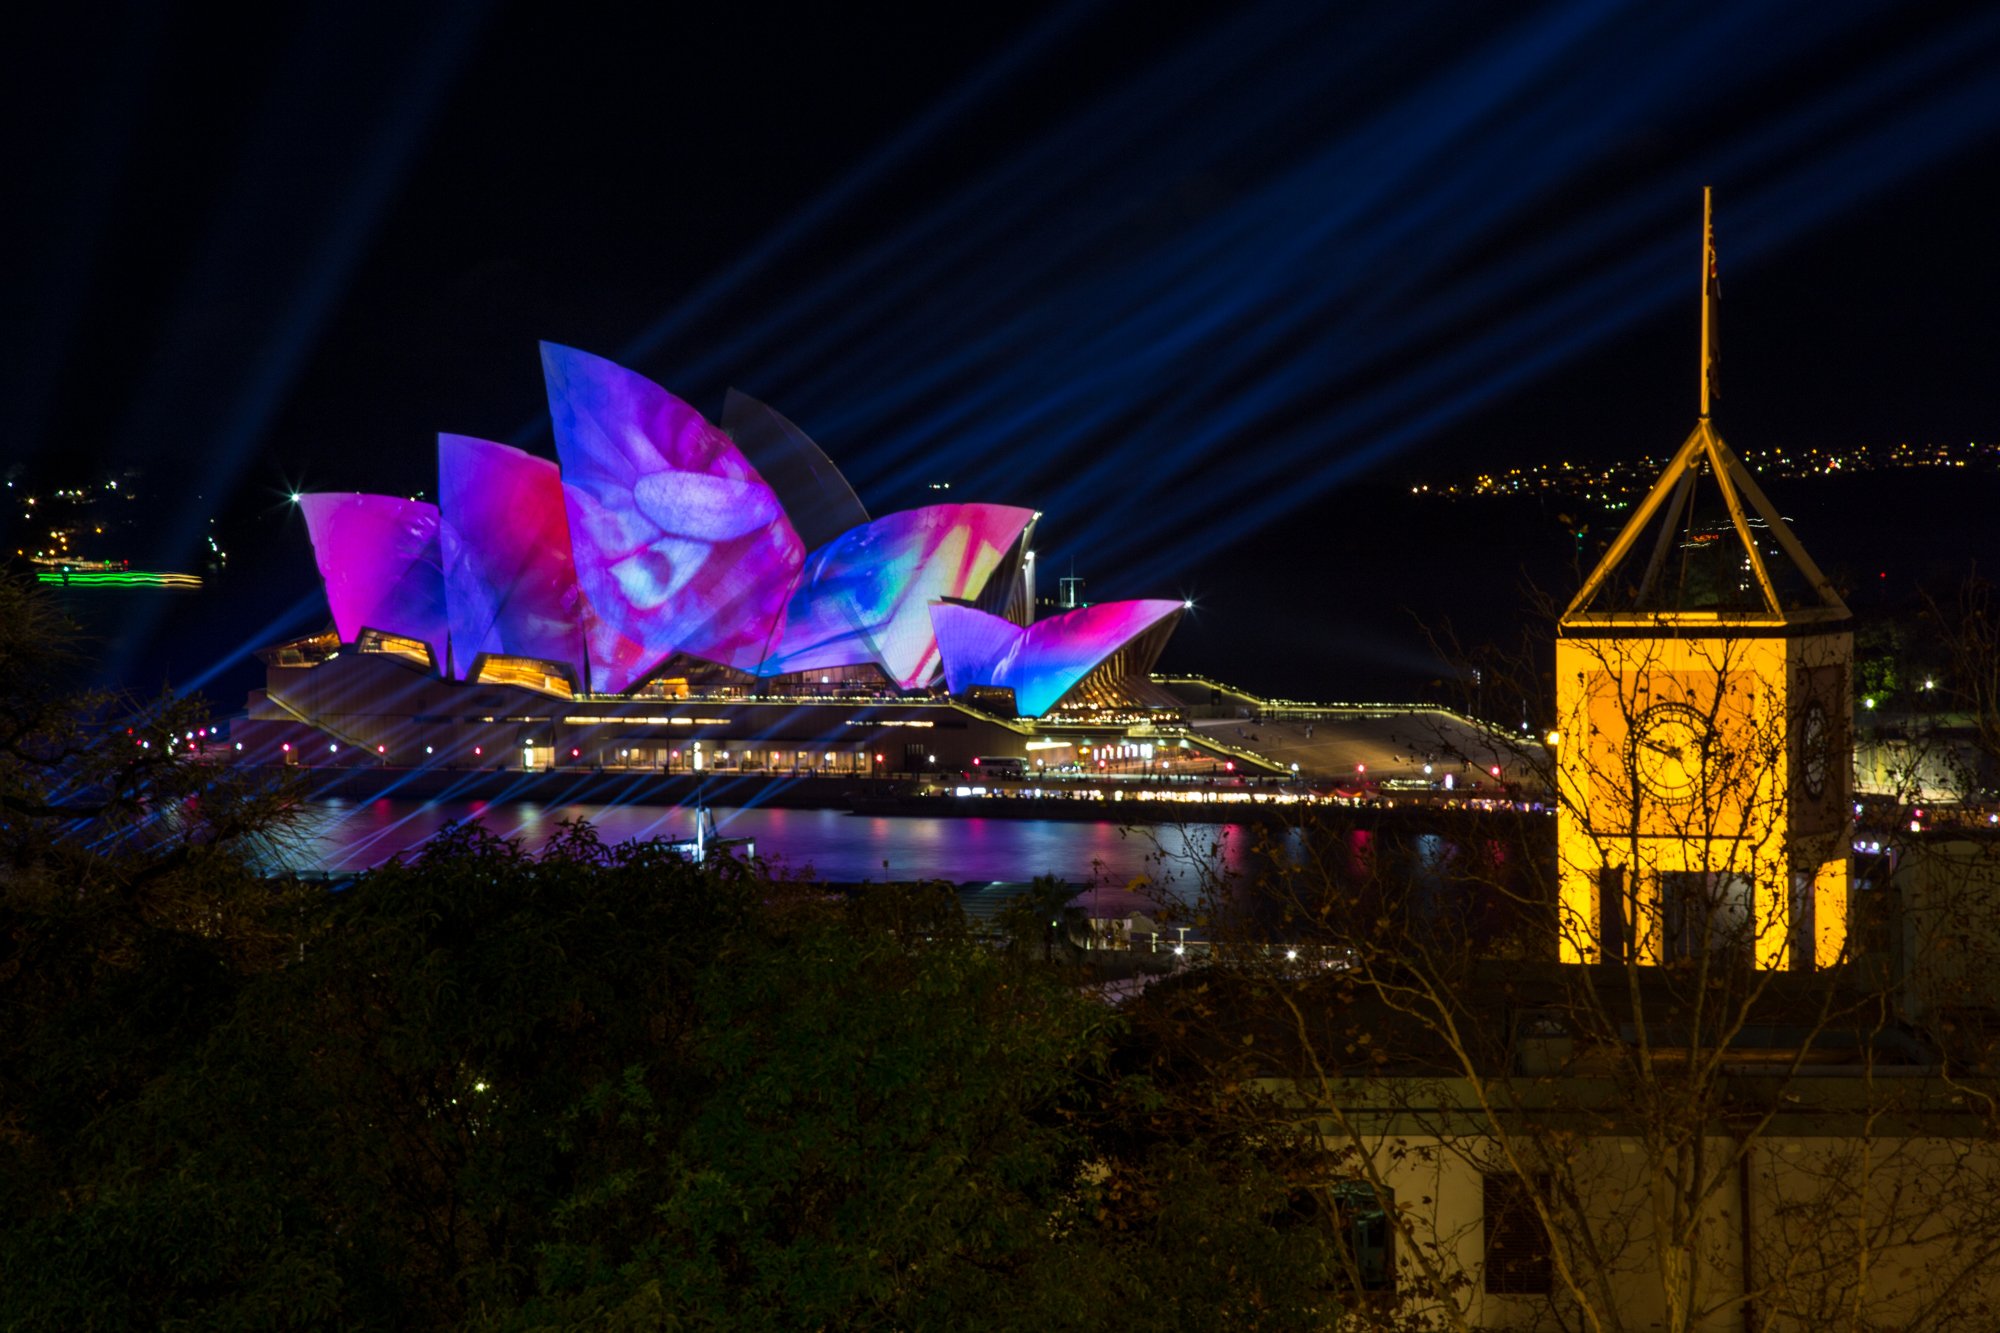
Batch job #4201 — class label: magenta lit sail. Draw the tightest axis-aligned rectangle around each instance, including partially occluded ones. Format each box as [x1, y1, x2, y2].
[296, 346, 1176, 714]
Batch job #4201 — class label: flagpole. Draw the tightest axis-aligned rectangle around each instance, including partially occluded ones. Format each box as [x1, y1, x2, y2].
[1700, 186, 1712, 420]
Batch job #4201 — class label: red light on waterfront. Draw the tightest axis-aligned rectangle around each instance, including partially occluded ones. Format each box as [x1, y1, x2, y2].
[972, 756, 980, 765]
[377, 744, 385, 753]
[874, 753, 884, 763]
[281, 742, 290, 752]
[1490, 765, 1502, 777]
[1225, 761, 1234, 772]
[474, 746, 483, 756]
[571, 748, 580, 757]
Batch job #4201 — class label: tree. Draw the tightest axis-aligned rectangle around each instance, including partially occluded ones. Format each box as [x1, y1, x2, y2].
[1130, 603, 2000, 1331]
[5, 807, 1356, 1329]
[0, 573, 307, 1262]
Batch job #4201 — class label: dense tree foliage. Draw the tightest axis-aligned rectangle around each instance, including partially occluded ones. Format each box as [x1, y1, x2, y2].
[0, 582, 1346, 1328]
[5, 823, 1349, 1329]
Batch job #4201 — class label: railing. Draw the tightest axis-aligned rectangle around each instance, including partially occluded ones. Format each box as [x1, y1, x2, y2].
[260, 688, 375, 756]
[1152, 671, 1485, 721]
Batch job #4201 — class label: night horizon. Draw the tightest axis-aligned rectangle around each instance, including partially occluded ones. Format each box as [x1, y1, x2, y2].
[11, 1, 2000, 703]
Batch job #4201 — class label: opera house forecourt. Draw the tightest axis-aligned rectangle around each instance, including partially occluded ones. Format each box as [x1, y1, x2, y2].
[232, 344, 1202, 782]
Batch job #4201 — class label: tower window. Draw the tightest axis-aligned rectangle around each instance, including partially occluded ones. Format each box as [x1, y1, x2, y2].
[1660, 871, 1752, 963]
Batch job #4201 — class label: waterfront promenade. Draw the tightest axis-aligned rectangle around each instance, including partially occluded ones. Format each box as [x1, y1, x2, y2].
[245, 761, 1548, 825]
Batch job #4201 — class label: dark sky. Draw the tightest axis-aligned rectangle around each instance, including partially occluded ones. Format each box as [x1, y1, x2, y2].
[9, 0, 2000, 700]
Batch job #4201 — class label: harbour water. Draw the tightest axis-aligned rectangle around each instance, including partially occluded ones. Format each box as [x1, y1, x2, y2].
[281, 798, 1283, 914]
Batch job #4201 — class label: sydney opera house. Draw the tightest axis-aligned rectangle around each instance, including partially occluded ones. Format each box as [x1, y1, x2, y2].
[233, 345, 1195, 776]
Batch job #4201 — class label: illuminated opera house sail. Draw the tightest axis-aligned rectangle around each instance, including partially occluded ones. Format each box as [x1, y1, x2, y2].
[291, 345, 1179, 724]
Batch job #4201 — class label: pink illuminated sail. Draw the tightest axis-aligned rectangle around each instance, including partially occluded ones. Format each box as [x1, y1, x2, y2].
[542, 343, 803, 687]
[437, 435, 593, 683]
[930, 599, 1183, 716]
[759, 504, 1035, 688]
[299, 492, 451, 672]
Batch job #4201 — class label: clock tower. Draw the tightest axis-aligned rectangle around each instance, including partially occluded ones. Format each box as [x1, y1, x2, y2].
[1553, 190, 1851, 970]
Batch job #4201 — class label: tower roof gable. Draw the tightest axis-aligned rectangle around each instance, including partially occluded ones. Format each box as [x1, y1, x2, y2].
[1561, 418, 1849, 628]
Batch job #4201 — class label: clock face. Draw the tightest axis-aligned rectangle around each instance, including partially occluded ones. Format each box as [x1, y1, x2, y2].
[1629, 701, 1711, 804]
[1801, 699, 1830, 798]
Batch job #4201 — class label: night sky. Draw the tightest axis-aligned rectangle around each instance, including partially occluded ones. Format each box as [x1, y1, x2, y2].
[9, 1, 2000, 703]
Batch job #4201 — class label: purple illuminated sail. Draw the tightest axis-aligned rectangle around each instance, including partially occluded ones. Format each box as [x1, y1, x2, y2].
[759, 504, 1035, 688]
[299, 492, 450, 671]
[931, 598, 1184, 716]
[542, 343, 803, 686]
[293, 342, 1173, 703]
[437, 435, 589, 683]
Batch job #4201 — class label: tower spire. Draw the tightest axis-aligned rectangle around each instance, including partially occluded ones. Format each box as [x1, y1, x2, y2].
[1700, 186, 1718, 419]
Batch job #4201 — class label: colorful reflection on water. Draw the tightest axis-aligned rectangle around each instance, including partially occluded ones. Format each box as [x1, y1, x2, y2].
[279, 799, 1292, 915]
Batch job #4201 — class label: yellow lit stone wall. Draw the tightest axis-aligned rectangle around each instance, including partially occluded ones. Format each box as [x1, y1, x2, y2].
[1554, 626, 1850, 969]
